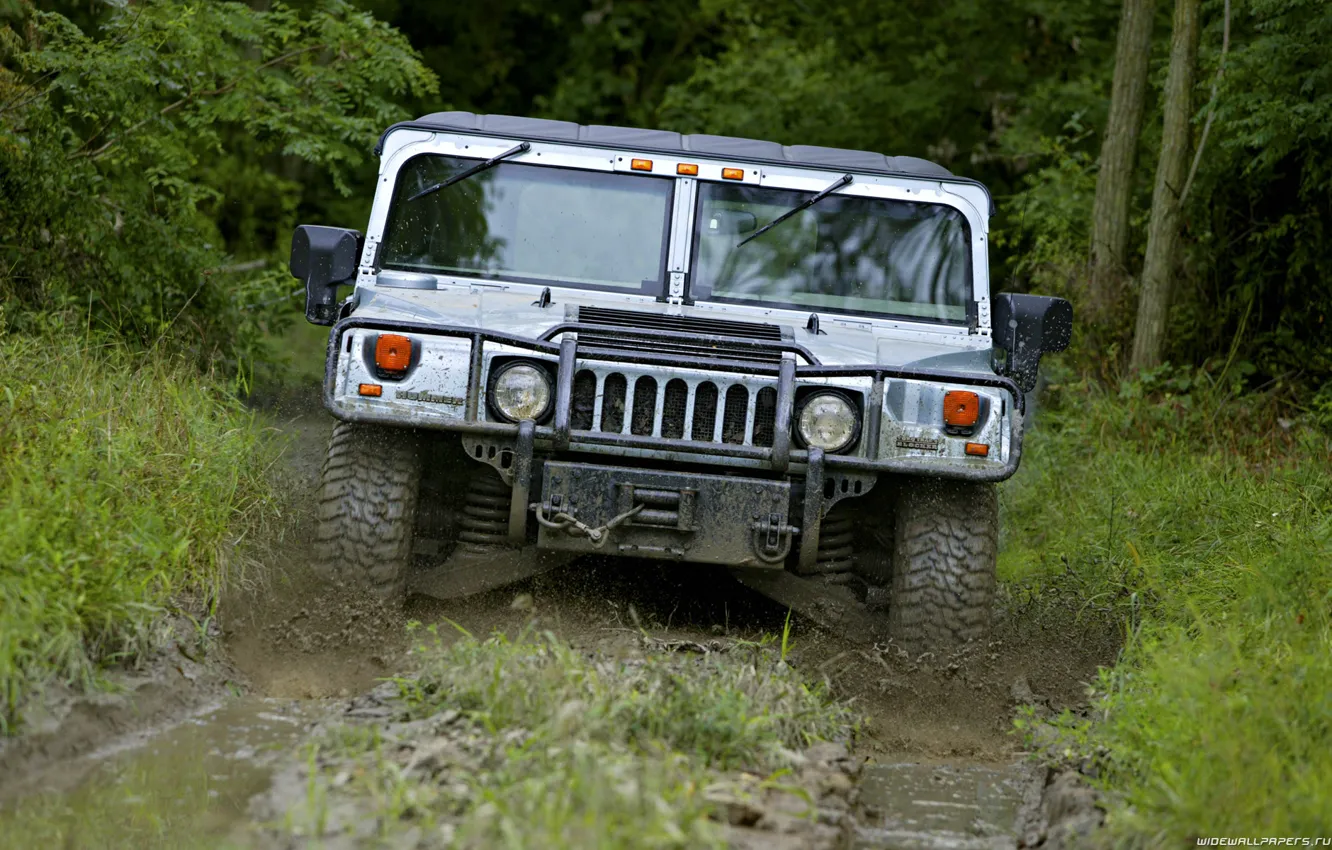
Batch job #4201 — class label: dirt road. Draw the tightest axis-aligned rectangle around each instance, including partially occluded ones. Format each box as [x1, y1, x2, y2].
[0, 406, 1117, 848]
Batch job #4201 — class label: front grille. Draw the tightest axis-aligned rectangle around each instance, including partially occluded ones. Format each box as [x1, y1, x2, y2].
[570, 369, 777, 448]
[575, 306, 788, 366]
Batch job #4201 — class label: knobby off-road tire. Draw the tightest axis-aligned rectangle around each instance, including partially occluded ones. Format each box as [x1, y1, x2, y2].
[888, 479, 998, 651]
[314, 421, 421, 601]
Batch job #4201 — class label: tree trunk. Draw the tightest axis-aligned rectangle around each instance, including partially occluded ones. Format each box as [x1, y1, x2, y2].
[1088, 0, 1157, 322]
[1130, 0, 1201, 372]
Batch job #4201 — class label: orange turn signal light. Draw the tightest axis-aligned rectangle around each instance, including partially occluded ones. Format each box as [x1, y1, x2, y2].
[375, 333, 412, 374]
[943, 390, 981, 428]
[965, 442, 990, 457]
[721, 167, 745, 180]
[676, 163, 699, 176]
[358, 383, 383, 397]
[631, 158, 653, 171]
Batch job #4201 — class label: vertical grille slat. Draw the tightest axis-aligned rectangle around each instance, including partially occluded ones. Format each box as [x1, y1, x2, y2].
[631, 376, 657, 436]
[601, 373, 627, 433]
[662, 379, 688, 439]
[571, 370, 597, 431]
[722, 385, 749, 445]
[753, 387, 777, 447]
[692, 382, 719, 441]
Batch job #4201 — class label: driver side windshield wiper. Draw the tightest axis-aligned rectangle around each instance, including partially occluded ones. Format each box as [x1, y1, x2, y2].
[407, 141, 531, 202]
[736, 173, 853, 248]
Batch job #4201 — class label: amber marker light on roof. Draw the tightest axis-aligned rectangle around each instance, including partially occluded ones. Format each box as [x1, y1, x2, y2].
[965, 442, 990, 457]
[630, 158, 653, 171]
[721, 167, 745, 180]
[676, 163, 699, 175]
[358, 383, 383, 397]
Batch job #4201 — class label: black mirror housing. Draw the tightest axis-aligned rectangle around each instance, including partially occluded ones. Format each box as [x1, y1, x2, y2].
[990, 293, 1073, 393]
[289, 225, 364, 325]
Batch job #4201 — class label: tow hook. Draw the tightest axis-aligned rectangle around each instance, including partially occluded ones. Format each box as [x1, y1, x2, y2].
[751, 514, 800, 564]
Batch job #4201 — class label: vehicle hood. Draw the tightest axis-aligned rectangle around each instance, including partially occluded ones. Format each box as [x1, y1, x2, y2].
[353, 284, 997, 375]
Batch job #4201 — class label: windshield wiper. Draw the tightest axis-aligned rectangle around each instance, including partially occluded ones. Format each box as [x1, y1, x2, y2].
[407, 141, 531, 202]
[736, 173, 853, 248]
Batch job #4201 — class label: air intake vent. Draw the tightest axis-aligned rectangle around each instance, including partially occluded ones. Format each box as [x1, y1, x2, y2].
[575, 307, 788, 367]
[577, 307, 785, 340]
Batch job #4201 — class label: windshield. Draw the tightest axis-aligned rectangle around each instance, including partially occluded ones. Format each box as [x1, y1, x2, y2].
[380, 155, 673, 294]
[690, 182, 972, 322]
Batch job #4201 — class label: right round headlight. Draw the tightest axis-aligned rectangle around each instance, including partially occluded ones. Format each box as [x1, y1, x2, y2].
[490, 362, 553, 422]
[796, 392, 859, 453]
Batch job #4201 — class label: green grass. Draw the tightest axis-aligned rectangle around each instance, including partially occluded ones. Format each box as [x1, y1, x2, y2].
[1001, 371, 1332, 841]
[0, 333, 283, 731]
[283, 628, 856, 848]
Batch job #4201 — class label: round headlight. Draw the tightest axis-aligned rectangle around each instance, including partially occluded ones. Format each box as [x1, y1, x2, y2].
[490, 362, 552, 422]
[797, 392, 859, 453]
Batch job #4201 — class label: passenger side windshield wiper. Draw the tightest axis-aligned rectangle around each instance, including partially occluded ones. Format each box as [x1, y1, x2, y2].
[407, 142, 531, 202]
[735, 173, 853, 248]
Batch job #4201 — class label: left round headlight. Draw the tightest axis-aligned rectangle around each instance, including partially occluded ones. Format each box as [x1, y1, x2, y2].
[490, 362, 553, 422]
[796, 392, 859, 453]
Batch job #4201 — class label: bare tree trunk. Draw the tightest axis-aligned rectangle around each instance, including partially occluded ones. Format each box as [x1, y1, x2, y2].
[1130, 0, 1200, 372]
[1088, 0, 1157, 322]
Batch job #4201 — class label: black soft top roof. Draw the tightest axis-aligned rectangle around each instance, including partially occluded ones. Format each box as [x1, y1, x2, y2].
[376, 113, 987, 198]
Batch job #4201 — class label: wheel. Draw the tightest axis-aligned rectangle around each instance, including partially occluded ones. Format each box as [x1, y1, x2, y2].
[313, 421, 421, 600]
[887, 479, 998, 651]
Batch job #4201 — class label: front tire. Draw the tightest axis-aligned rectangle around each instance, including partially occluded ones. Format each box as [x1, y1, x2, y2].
[888, 480, 998, 651]
[313, 421, 421, 601]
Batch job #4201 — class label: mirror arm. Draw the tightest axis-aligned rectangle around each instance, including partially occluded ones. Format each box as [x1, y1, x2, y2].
[289, 225, 364, 326]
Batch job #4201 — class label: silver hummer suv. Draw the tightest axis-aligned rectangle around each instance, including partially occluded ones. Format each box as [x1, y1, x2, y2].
[290, 112, 1071, 651]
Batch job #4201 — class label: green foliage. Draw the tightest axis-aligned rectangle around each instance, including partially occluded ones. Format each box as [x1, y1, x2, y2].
[0, 333, 284, 731]
[0, 0, 436, 366]
[1001, 383, 1332, 840]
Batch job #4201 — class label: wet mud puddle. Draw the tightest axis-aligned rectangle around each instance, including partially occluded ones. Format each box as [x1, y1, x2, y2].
[854, 761, 1030, 850]
[0, 697, 321, 849]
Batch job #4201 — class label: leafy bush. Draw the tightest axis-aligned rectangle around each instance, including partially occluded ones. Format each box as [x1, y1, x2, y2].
[0, 333, 284, 731]
[0, 0, 436, 367]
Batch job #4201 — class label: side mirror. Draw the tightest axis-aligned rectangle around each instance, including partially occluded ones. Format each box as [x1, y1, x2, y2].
[289, 225, 364, 326]
[990, 293, 1073, 392]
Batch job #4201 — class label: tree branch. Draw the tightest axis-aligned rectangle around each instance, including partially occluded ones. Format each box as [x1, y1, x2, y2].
[1179, 0, 1231, 207]
[71, 44, 322, 161]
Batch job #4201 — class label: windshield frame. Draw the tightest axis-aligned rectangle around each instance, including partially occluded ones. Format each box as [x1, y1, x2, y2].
[378, 152, 676, 299]
[686, 180, 975, 325]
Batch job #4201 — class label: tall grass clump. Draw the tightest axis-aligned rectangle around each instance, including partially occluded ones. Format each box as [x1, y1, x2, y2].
[0, 333, 283, 731]
[295, 628, 857, 848]
[1001, 366, 1332, 840]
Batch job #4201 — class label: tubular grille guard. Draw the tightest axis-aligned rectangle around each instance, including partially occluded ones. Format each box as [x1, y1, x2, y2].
[322, 318, 1028, 483]
[571, 369, 779, 448]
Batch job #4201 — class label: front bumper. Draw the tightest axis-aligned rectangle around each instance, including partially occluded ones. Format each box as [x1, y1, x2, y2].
[321, 316, 1026, 484]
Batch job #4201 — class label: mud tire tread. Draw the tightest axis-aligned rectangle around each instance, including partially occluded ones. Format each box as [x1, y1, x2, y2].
[313, 421, 420, 601]
[888, 480, 998, 651]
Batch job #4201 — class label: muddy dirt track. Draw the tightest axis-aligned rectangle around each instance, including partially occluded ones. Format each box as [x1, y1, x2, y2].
[0, 404, 1119, 848]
